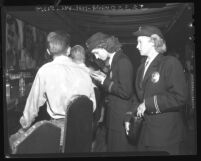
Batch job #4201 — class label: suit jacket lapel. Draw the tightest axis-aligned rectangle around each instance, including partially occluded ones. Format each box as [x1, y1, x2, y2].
[142, 54, 163, 89]
[110, 50, 121, 69]
[109, 51, 121, 78]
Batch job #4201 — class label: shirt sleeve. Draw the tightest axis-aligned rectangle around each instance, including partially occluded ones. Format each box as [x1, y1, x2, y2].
[145, 57, 188, 114]
[89, 84, 97, 112]
[22, 71, 46, 128]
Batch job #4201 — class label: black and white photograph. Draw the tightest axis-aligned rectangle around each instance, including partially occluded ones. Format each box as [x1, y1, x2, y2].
[2, 1, 197, 158]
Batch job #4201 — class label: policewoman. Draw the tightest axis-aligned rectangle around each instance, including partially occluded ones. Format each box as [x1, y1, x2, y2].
[131, 26, 188, 155]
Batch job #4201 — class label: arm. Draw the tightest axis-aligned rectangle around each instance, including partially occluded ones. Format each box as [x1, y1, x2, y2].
[20, 71, 46, 129]
[103, 58, 134, 100]
[145, 57, 188, 114]
[89, 85, 97, 112]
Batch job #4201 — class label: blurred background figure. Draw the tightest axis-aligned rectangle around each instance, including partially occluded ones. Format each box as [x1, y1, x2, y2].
[69, 45, 95, 74]
[6, 14, 21, 70]
[19, 24, 36, 70]
[70, 45, 86, 64]
[69, 44, 105, 151]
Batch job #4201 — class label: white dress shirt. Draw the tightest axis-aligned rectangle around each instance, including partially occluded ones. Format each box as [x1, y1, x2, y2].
[76, 62, 97, 88]
[22, 55, 96, 128]
[108, 52, 116, 68]
[100, 52, 116, 84]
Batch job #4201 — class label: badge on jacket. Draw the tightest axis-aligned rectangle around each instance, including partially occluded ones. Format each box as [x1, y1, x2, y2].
[151, 72, 160, 83]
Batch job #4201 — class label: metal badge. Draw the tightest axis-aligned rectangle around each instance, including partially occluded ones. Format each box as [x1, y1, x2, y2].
[151, 72, 160, 83]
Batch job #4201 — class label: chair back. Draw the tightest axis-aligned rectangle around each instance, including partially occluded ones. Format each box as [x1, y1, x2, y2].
[9, 120, 61, 154]
[62, 95, 93, 153]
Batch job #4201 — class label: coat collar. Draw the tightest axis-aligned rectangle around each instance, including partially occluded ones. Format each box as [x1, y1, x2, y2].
[110, 49, 122, 68]
[142, 54, 164, 86]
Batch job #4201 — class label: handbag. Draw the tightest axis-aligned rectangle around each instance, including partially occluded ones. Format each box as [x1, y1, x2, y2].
[127, 116, 144, 145]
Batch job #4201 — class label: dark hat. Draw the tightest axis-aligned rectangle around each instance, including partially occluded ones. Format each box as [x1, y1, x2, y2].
[86, 32, 110, 51]
[132, 25, 164, 39]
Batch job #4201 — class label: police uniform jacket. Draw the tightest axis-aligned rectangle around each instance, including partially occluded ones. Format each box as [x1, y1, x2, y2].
[136, 54, 188, 147]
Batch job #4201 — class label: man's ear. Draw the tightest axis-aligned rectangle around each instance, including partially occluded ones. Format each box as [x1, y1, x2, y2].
[66, 47, 71, 56]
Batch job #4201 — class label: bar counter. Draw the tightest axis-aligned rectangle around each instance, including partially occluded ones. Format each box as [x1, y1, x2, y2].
[6, 83, 32, 136]
[7, 83, 32, 109]
[6, 82, 50, 137]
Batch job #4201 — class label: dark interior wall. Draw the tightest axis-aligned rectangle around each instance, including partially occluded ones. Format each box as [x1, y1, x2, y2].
[165, 4, 194, 63]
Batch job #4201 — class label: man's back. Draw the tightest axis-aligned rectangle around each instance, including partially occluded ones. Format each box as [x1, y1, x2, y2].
[39, 55, 95, 117]
[23, 55, 96, 125]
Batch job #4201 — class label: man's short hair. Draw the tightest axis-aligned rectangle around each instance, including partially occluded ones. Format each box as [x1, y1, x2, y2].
[70, 45, 85, 62]
[47, 31, 70, 55]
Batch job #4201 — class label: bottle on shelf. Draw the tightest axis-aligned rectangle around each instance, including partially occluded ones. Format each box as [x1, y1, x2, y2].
[6, 70, 11, 100]
[19, 72, 26, 97]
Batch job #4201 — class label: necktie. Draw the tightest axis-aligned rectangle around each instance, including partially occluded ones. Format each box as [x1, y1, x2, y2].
[143, 59, 149, 79]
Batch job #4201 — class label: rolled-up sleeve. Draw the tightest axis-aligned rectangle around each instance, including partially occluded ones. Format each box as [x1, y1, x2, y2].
[22, 71, 46, 127]
[89, 86, 96, 112]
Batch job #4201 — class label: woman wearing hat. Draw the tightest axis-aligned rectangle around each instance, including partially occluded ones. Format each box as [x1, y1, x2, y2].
[86, 33, 136, 152]
[125, 26, 188, 155]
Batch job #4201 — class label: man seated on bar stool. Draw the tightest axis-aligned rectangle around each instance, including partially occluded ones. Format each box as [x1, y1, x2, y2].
[19, 30, 96, 148]
[69, 45, 104, 148]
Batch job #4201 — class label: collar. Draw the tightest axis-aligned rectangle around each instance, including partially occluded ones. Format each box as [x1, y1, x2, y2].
[146, 52, 159, 65]
[108, 52, 116, 66]
[53, 55, 73, 63]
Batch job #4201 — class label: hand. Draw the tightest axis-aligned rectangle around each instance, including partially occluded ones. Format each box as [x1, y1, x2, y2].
[19, 116, 30, 129]
[90, 71, 106, 83]
[18, 128, 26, 134]
[124, 122, 130, 135]
[92, 70, 106, 77]
[137, 102, 146, 117]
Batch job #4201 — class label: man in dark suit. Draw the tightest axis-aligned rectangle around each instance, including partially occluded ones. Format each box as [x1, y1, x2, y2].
[125, 26, 188, 155]
[86, 33, 136, 152]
